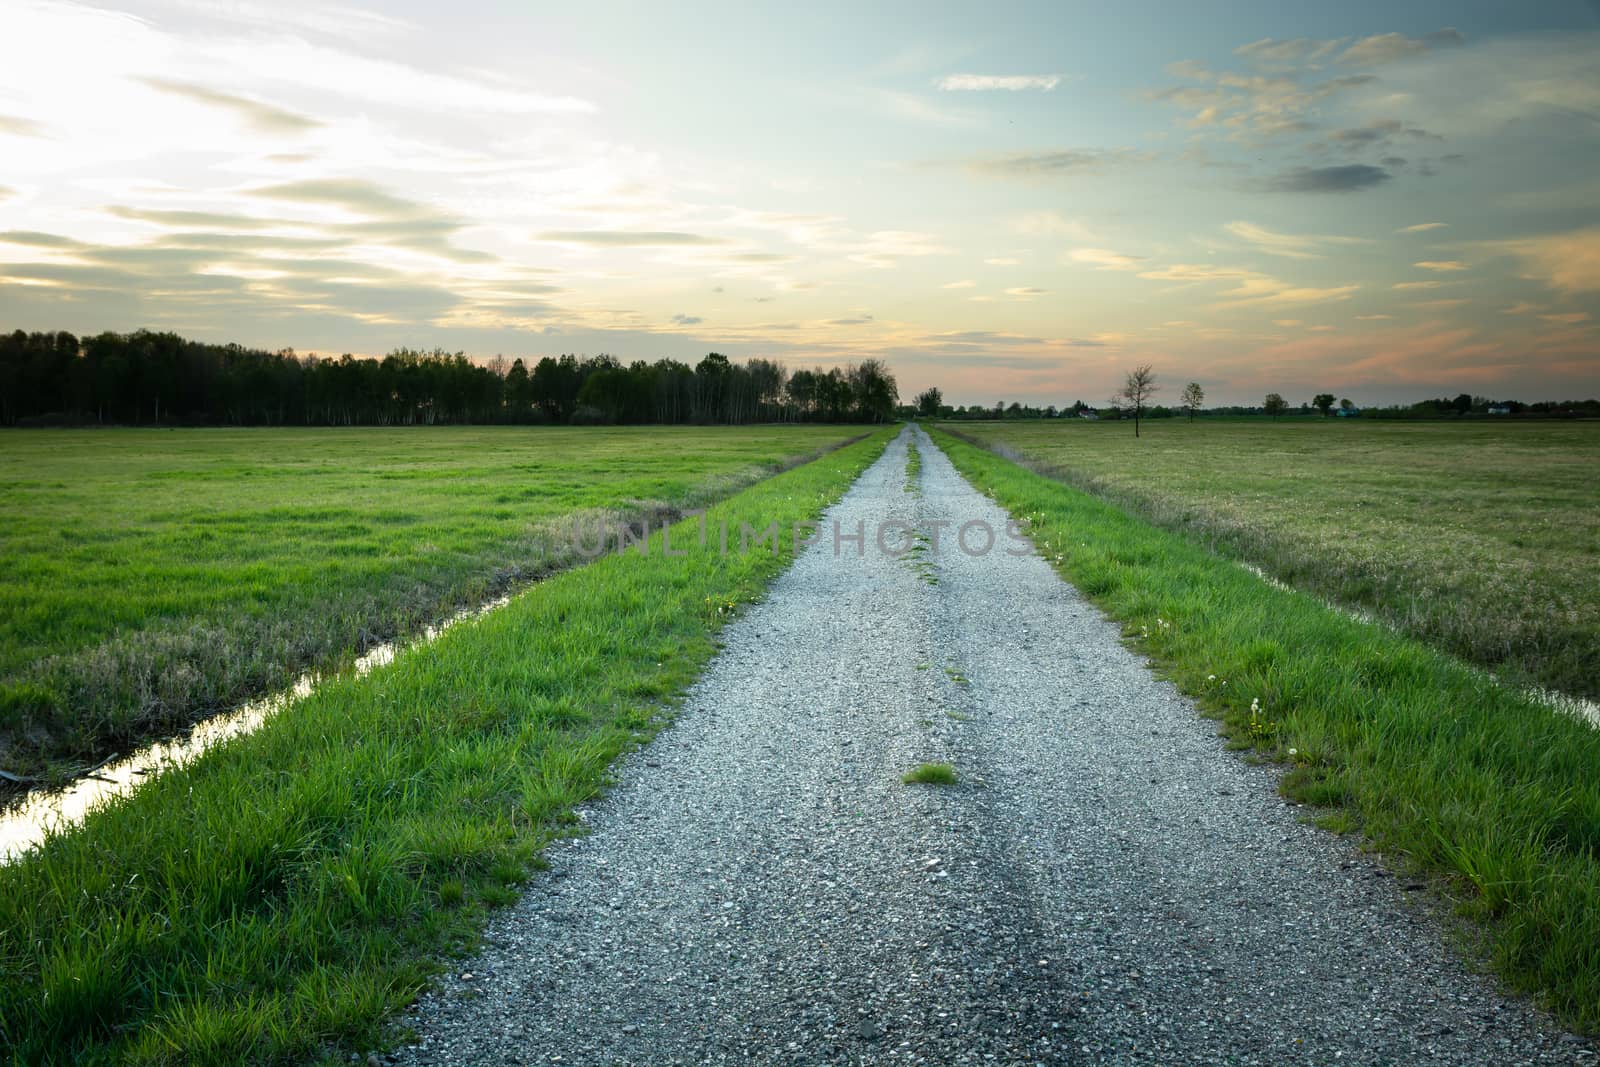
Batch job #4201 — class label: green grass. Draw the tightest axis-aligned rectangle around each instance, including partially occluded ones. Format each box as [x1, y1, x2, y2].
[0, 429, 894, 1065]
[942, 419, 1600, 700]
[0, 425, 864, 779]
[904, 433, 922, 494]
[902, 762, 958, 785]
[931, 427, 1600, 1031]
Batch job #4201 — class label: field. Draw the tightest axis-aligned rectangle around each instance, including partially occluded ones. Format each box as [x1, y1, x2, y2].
[942, 418, 1600, 701]
[0, 430, 893, 1064]
[0, 425, 863, 779]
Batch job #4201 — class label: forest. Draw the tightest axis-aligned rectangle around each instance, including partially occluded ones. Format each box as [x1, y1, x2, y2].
[0, 329, 900, 426]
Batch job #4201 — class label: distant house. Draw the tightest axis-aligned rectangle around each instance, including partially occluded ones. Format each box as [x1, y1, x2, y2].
[1488, 404, 1512, 415]
[1079, 410, 1099, 420]
[1335, 406, 1361, 417]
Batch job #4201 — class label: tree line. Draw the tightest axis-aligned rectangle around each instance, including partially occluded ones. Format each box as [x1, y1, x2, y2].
[909, 370, 1597, 426]
[0, 329, 900, 426]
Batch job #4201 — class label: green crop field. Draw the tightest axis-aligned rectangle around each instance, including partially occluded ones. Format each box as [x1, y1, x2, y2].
[0, 425, 863, 779]
[942, 419, 1600, 701]
[0, 431, 893, 1064]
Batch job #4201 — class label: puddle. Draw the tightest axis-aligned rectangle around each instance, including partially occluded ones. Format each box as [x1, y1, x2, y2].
[0, 595, 510, 863]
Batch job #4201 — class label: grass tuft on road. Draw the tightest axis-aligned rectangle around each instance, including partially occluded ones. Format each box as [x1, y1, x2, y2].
[0, 429, 893, 1066]
[931, 427, 1600, 1032]
[902, 762, 959, 785]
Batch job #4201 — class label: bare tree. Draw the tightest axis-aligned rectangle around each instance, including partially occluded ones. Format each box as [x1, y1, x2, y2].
[1117, 364, 1159, 437]
[1181, 381, 1205, 422]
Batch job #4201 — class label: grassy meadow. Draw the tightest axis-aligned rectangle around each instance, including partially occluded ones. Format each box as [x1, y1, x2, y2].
[0, 425, 863, 780]
[943, 418, 1600, 700]
[0, 429, 893, 1065]
[932, 428, 1600, 1032]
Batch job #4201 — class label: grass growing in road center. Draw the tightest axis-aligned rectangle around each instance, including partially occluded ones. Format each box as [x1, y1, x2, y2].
[902, 762, 959, 785]
[931, 427, 1600, 1032]
[0, 429, 893, 1066]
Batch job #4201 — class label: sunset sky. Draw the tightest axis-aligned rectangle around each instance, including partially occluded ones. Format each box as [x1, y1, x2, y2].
[1, 0, 1598, 406]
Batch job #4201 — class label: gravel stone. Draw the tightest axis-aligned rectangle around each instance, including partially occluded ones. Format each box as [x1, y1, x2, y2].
[391, 426, 1594, 1065]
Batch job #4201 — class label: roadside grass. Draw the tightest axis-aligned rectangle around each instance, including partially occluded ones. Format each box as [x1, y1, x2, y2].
[0, 430, 893, 1066]
[904, 433, 922, 495]
[0, 425, 864, 782]
[931, 428, 1600, 1031]
[942, 419, 1600, 701]
[902, 762, 959, 785]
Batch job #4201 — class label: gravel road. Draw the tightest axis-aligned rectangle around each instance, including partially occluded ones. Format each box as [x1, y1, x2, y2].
[391, 426, 1592, 1066]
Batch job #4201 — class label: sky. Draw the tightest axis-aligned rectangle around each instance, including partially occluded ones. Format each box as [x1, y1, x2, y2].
[1, 0, 1598, 407]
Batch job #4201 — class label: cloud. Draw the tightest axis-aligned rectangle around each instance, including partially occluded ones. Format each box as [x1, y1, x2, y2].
[153, 0, 417, 42]
[938, 74, 1060, 92]
[1223, 221, 1368, 259]
[1393, 281, 1446, 290]
[1132, 258, 1359, 306]
[0, 185, 14, 201]
[1501, 302, 1545, 315]
[1323, 118, 1440, 151]
[1220, 278, 1361, 307]
[139, 77, 321, 134]
[1149, 66, 1377, 141]
[1355, 314, 1393, 320]
[1540, 312, 1591, 325]
[1413, 260, 1468, 272]
[1263, 164, 1391, 193]
[825, 316, 874, 326]
[984, 257, 1019, 266]
[847, 230, 948, 268]
[1067, 248, 1144, 270]
[0, 230, 84, 249]
[0, 113, 46, 138]
[537, 230, 728, 247]
[1011, 211, 1091, 240]
[1337, 29, 1465, 68]
[109, 206, 278, 230]
[670, 314, 702, 325]
[1479, 227, 1600, 294]
[1399, 222, 1447, 233]
[941, 280, 976, 289]
[1005, 287, 1047, 297]
[248, 178, 434, 219]
[922, 330, 1050, 346]
[1411, 298, 1470, 310]
[964, 148, 1147, 178]
[1137, 263, 1253, 282]
[1234, 37, 1346, 70]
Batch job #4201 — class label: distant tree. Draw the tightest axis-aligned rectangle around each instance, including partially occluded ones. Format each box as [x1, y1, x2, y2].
[915, 386, 943, 418]
[848, 359, 899, 422]
[1116, 364, 1159, 437]
[1313, 393, 1336, 417]
[1181, 381, 1205, 422]
[1339, 397, 1354, 413]
[1452, 392, 1473, 415]
[1263, 392, 1289, 418]
[504, 358, 533, 421]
